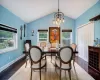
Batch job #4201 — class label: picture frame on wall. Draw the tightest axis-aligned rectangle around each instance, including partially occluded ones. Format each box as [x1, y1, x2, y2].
[49, 27, 60, 43]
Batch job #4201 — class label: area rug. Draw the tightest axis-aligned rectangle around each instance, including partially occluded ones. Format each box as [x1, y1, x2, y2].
[9, 57, 94, 80]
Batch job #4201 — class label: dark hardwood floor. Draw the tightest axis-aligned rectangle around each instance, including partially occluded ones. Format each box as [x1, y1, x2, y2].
[75, 56, 100, 80]
[0, 59, 25, 80]
[0, 56, 100, 80]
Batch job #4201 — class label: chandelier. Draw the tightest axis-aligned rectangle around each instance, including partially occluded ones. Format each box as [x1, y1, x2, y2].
[53, 0, 64, 27]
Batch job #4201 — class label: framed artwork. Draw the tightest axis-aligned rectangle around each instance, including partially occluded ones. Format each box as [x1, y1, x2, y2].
[49, 27, 60, 43]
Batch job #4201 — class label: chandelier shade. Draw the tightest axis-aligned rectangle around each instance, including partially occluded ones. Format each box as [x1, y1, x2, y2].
[53, 0, 64, 27]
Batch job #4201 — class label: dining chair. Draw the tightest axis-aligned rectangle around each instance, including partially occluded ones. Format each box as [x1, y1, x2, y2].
[23, 41, 31, 68]
[50, 42, 58, 62]
[70, 43, 77, 65]
[40, 42, 46, 49]
[39, 42, 48, 58]
[29, 46, 47, 80]
[55, 46, 73, 80]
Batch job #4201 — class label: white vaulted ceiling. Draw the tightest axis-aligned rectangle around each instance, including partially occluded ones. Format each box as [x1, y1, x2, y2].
[0, 0, 99, 23]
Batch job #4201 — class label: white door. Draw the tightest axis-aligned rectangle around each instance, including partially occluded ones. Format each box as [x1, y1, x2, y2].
[77, 22, 94, 62]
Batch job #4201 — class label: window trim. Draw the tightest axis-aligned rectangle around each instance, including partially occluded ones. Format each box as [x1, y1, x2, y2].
[37, 30, 48, 43]
[0, 47, 17, 54]
[61, 29, 72, 46]
[0, 31, 18, 54]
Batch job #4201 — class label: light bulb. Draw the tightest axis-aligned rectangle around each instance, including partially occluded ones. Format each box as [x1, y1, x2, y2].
[62, 18, 64, 22]
[59, 19, 61, 23]
[57, 18, 60, 22]
[58, 25, 60, 27]
[53, 20, 55, 24]
[55, 21, 57, 25]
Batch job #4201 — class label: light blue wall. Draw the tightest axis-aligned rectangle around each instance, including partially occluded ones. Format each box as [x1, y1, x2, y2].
[0, 0, 99, 69]
[75, 1, 100, 41]
[0, 6, 26, 68]
[27, 13, 75, 45]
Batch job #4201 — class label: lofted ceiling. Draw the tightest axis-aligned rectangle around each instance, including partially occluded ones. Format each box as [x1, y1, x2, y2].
[0, 0, 99, 23]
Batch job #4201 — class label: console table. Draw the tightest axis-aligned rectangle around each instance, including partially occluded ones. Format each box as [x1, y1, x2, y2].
[88, 46, 100, 73]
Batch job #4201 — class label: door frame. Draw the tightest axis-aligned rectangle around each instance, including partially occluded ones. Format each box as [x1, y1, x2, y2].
[76, 21, 95, 61]
[76, 21, 94, 45]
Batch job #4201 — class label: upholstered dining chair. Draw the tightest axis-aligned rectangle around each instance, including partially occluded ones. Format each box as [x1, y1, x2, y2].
[39, 42, 47, 58]
[55, 46, 73, 80]
[70, 43, 77, 65]
[50, 42, 58, 62]
[23, 41, 31, 68]
[39, 42, 46, 49]
[29, 46, 47, 80]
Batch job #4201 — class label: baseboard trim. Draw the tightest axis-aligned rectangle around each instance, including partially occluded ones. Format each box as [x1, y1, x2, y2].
[78, 55, 88, 62]
[0, 54, 25, 75]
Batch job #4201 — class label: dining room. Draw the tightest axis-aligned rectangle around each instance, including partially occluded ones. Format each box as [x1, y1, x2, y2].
[0, 0, 100, 80]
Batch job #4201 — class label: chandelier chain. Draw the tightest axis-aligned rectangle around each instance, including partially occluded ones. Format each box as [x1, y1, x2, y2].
[53, 0, 64, 27]
[58, 0, 59, 12]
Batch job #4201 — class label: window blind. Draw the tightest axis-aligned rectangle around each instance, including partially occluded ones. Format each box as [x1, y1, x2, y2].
[0, 24, 17, 33]
[38, 29, 48, 32]
[62, 29, 72, 32]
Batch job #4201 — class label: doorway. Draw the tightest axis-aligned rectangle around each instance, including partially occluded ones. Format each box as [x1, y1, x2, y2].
[77, 22, 94, 62]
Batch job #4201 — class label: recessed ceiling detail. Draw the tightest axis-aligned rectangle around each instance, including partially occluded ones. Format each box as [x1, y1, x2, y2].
[0, 0, 99, 23]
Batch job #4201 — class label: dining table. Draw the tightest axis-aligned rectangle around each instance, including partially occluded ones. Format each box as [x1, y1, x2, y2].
[42, 48, 59, 62]
[42, 47, 78, 63]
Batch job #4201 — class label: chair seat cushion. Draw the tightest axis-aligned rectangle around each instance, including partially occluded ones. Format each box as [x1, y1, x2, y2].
[32, 59, 46, 69]
[55, 58, 71, 70]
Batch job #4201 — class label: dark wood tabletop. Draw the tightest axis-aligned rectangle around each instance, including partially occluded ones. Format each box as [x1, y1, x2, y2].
[42, 49, 58, 53]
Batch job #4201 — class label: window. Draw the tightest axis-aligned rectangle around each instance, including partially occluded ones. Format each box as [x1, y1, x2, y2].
[0, 24, 17, 53]
[62, 29, 72, 46]
[37, 30, 48, 43]
[39, 32, 48, 41]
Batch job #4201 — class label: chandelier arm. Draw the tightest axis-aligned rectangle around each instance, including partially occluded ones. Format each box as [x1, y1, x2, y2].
[53, 0, 64, 26]
[54, 13, 57, 18]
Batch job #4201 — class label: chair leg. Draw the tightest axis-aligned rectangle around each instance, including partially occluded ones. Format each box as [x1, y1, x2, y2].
[40, 69, 41, 80]
[68, 70, 71, 80]
[45, 55, 46, 59]
[25, 59, 27, 68]
[55, 57, 56, 71]
[29, 59, 31, 68]
[45, 68, 46, 80]
[73, 60, 76, 71]
[30, 67, 32, 80]
[51, 53, 52, 62]
[60, 69, 61, 80]
[73, 60, 75, 67]
[73, 54, 75, 66]
[55, 65, 56, 71]
[45, 65, 46, 72]
[45, 58, 47, 72]
[65, 70, 67, 80]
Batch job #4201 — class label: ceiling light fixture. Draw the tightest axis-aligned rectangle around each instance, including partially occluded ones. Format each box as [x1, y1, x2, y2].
[53, 0, 64, 27]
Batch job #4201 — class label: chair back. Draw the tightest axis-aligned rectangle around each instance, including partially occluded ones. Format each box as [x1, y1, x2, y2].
[70, 43, 77, 51]
[40, 42, 46, 49]
[51, 43, 58, 48]
[59, 46, 73, 63]
[29, 46, 42, 63]
[25, 43, 30, 52]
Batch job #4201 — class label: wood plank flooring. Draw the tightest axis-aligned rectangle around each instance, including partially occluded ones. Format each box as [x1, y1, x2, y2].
[0, 56, 100, 80]
[75, 56, 100, 80]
